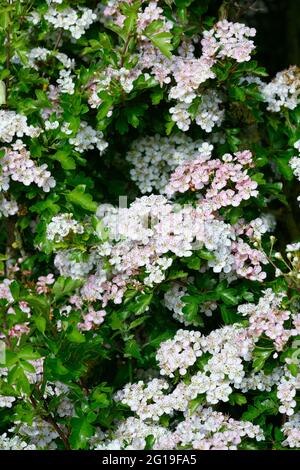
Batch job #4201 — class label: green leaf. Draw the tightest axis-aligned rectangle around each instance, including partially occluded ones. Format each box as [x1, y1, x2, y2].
[25, 295, 50, 316]
[9, 281, 20, 301]
[287, 362, 298, 377]
[34, 316, 46, 333]
[8, 365, 31, 396]
[128, 315, 149, 330]
[144, 21, 173, 59]
[66, 185, 98, 212]
[18, 346, 41, 361]
[69, 417, 94, 449]
[53, 277, 82, 301]
[220, 289, 239, 306]
[19, 360, 36, 373]
[183, 255, 201, 270]
[51, 150, 76, 170]
[188, 394, 205, 414]
[124, 339, 142, 361]
[121, 1, 139, 36]
[67, 328, 86, 344]
[97, 99, 113, 121]
[198, 249, 215, 261]
[229, 392, 247, 406]
[220, 305, 240, 324]
[91, 386, 111, 408]
[1, 351, 18, 367]
[129, 293, 153, 315]
[252, 347, 274, 372]
[182, 299, 203, 326]
[150, 87, 164, 105]
[46, 358, 69, 376]
[229, 86, 246, 102]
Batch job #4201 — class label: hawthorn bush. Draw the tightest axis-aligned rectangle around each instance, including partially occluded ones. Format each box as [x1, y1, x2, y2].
[0, 0, 300, 451]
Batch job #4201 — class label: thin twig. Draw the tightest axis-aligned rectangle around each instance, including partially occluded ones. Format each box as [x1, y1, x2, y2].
[30, 393, 71, 450]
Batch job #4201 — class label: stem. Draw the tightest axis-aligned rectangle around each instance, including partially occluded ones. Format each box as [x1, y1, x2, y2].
[120, 34, 132, 67]
[30, 393, 71, 450]
[5, 216, 17, 277]
[5, 9, 11, 95]
[54, 29, 63, 51]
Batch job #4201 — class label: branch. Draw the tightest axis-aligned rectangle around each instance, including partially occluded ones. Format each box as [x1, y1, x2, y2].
[30, 393, 71, 450]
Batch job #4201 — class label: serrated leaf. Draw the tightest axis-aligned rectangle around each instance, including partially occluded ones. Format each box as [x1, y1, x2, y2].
[69, 417, 94, 450]
[144, 21, 173, 59]
[67, 328, 86, 344]
[51, 150, 76, 170]
[124, 339, 142, 361]
[66, 185, 97, 212]
[53, 277, 82, 301]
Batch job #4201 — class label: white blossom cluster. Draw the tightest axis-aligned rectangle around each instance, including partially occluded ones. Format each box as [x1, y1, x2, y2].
[11, 418, 59, 449]
[126, 133, 205, 193]
[170, 91, 224, 135]
[45, 382, 75, 418]
[98, 323, 268, 450]
[164, 283, 190, 325]
[54, 249, 96, 279]
[94, 409, 264, 450]
[168, 55, 216, 104]
[57, 69, 75, 95]
[282, 413, 300, 448]
[96, 195, 234, 281]
[68, 121, 108, 154]
[115, 324, 254, 421]
[201, 20, 256, 63]
[46, 213, 84, 242]
[113, 285, 299, 436]
[44, 6, 97, 39]
[0, 433, 36, 450]
[166, 90, 225, 133]
[0, 110, 41, 143]
[289, 139, 300, 183]
[167, 20, 255, 130]
[261, 66, 300, 112]
[235, 214, 276, 242]
[277, 368, 300, 416]
[237, 368, 283, 393]
[238, 288, 299, 351]
[93, 416, 177, 450]
[1, 140, 56, 192]
[0, 396, 16, 408]
[90, 12, 257, 133]
[156, 329, 202, 377]
[195, 90, 225, 132]
[0, 195, 18, 217]
[173, 407, 264, 450]
[53, 146, 268, 303]
[12, 47, 75, 71]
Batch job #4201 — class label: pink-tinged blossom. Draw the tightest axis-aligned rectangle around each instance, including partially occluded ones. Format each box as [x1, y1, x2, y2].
[166, 150, 258, 212]
[232, 240, 268, 281]
[1, 141, 56, 192]
[238, 289, 296, 351]
[78, 308, 106, 331]
[0, 279, 14, 303]
[261, 65, 300, 112]
[8, 324, 30, 338]
[201, 20, 256, 63]
[36, 274, 55, 294]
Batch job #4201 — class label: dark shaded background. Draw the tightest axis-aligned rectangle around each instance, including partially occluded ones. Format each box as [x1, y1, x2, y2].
[210, 0, 300, 75]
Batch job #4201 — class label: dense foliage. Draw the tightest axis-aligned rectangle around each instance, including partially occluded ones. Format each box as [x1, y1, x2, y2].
[0, 0, 300, 450]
